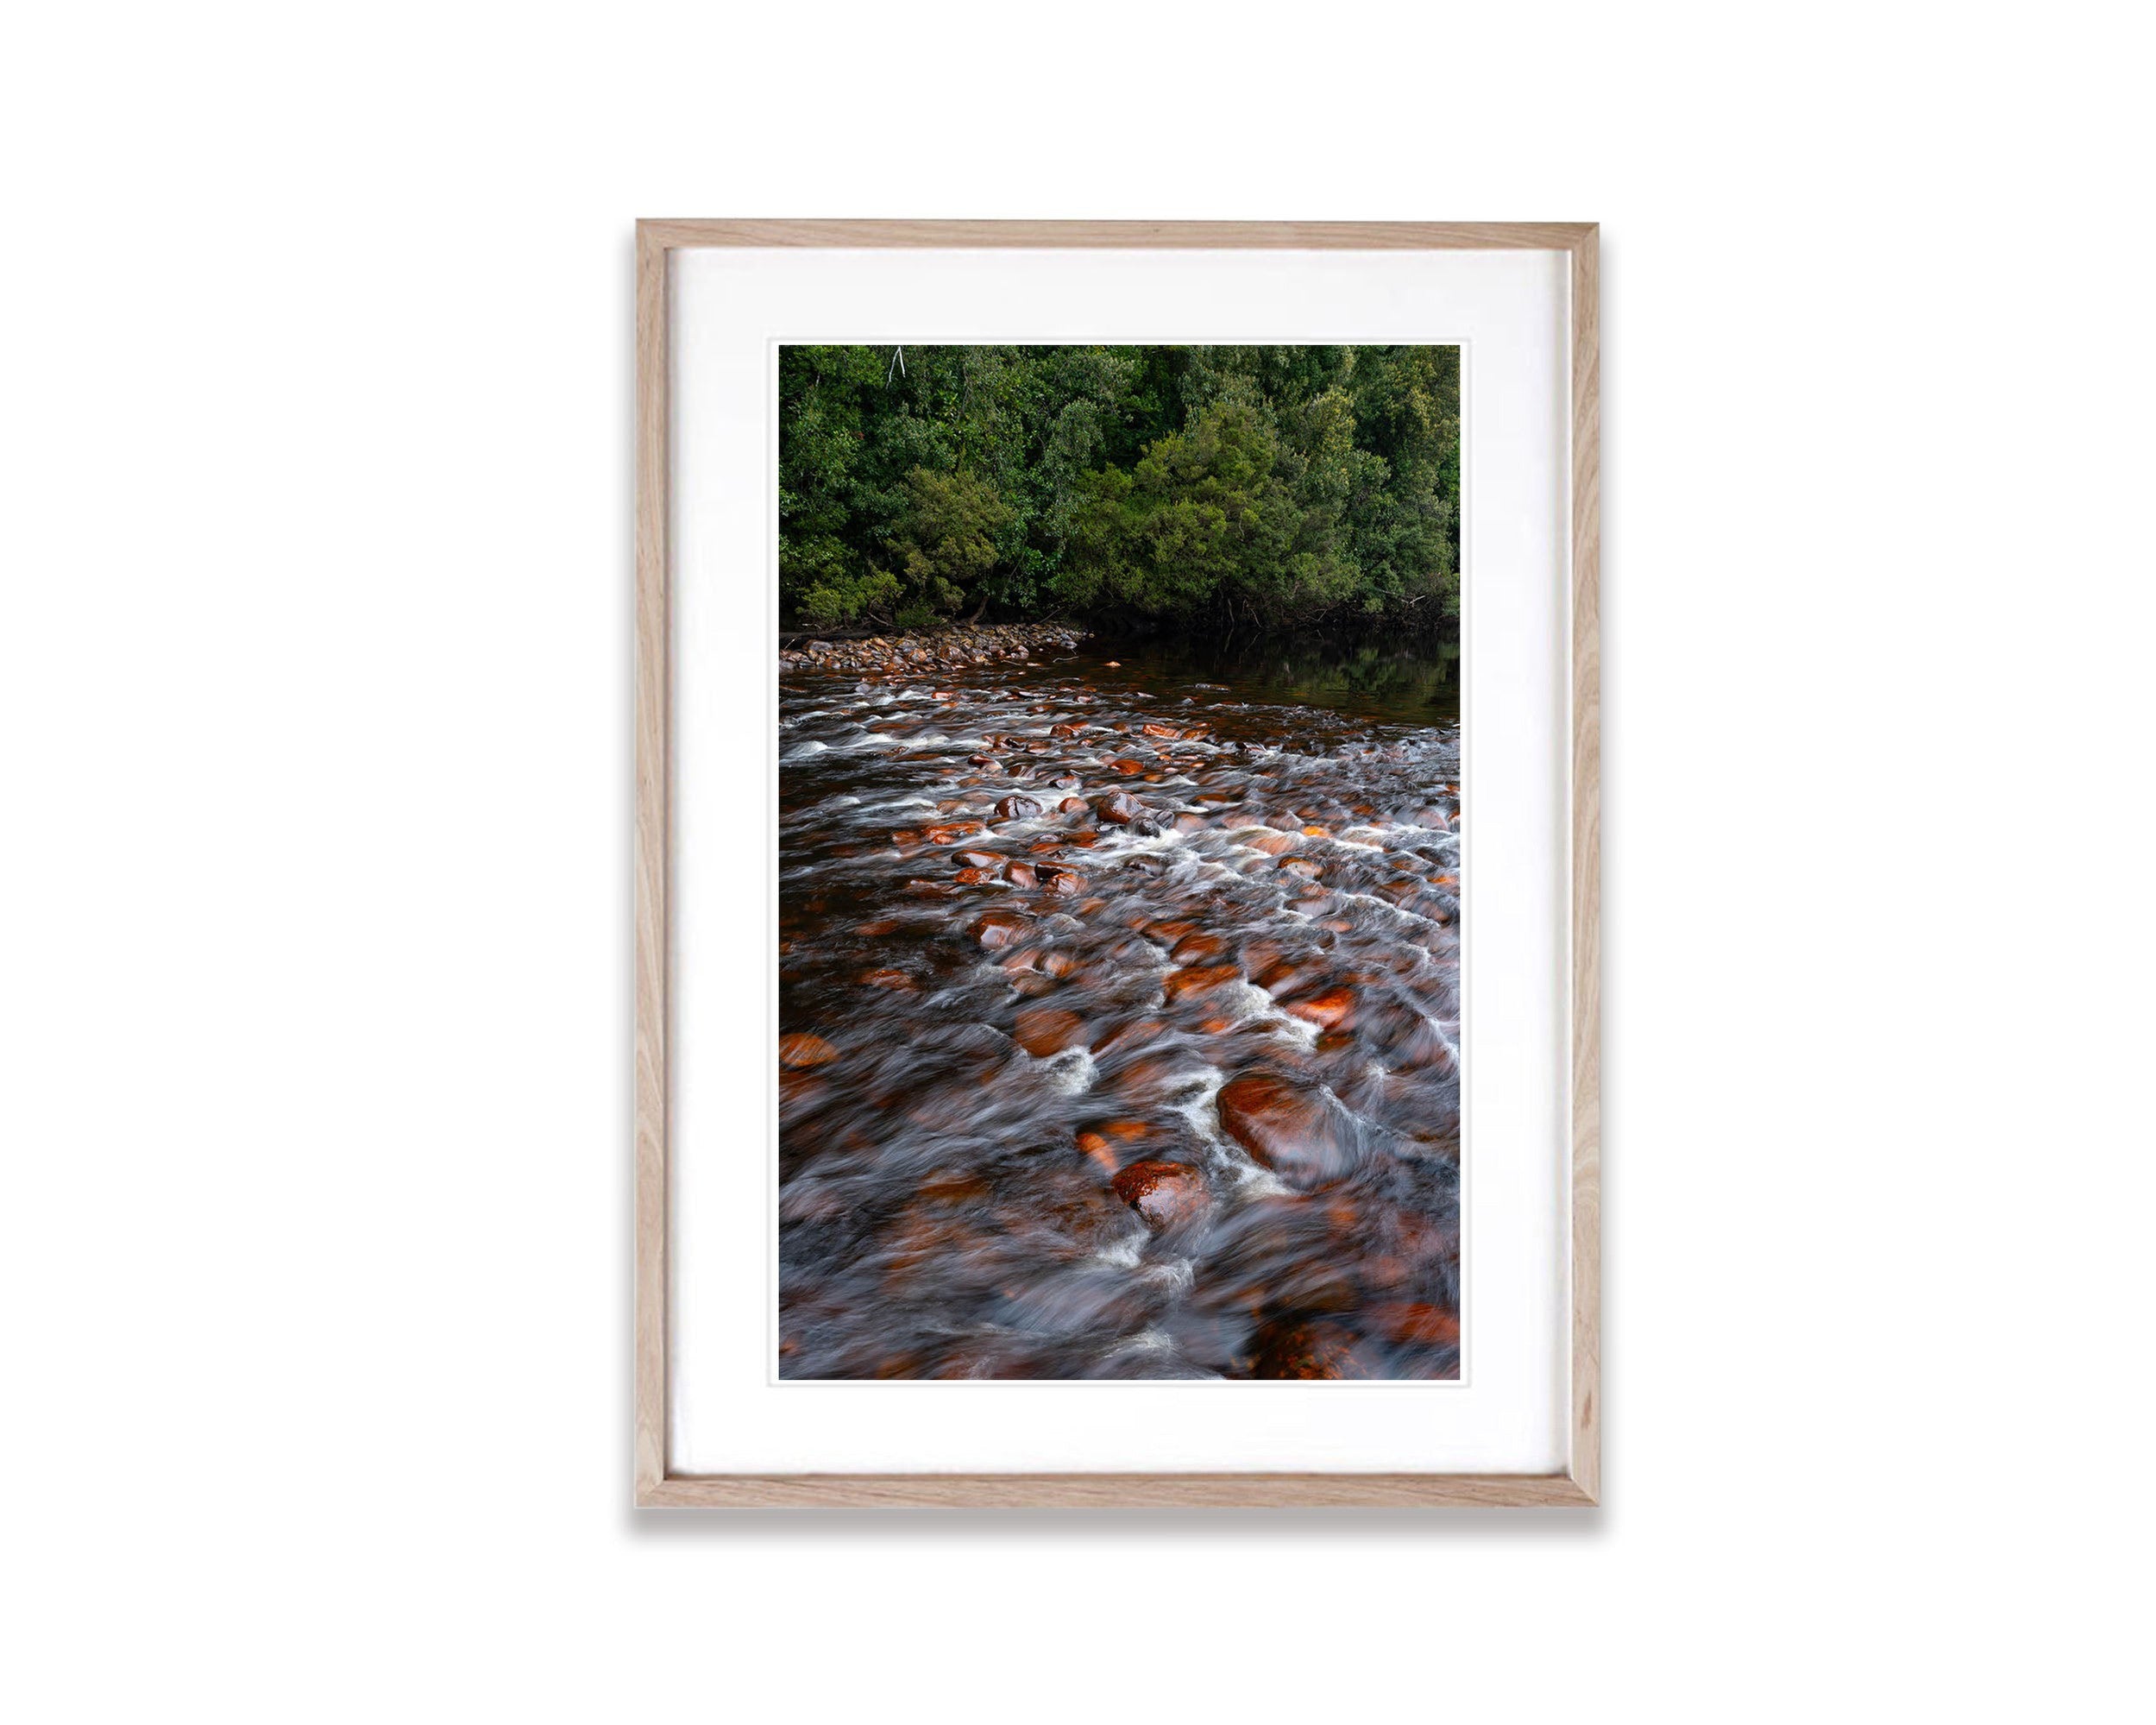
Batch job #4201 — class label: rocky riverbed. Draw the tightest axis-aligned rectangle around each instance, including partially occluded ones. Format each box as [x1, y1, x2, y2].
[777, 638, 1462, 1379]
[780, 620, 1089, 678]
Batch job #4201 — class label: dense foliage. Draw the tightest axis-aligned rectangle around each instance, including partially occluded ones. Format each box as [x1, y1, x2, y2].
[778, 345, 1460, 639]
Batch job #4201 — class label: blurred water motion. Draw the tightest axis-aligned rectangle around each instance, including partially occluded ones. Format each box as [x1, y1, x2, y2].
[776, 640, 1462, 1379]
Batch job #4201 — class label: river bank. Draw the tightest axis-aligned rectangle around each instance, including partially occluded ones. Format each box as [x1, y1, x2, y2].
[779, 620, 1088, 677]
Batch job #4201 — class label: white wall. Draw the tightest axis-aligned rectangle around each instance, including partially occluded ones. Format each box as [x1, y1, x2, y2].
[3, 4, 2147, 1719]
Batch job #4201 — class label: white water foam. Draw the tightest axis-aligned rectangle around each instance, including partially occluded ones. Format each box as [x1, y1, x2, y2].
[1092, 1233, 1147, 1270]
[1168, 1065, 1288, 1198]
[1038, 1046, 1097, 1096]
[1141, 1259, 1197, 1295]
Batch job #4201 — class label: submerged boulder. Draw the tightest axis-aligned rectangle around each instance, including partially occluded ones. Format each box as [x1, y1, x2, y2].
[1109, 1159, 1210, 1231]
[1216, 1072, 1360, 1188]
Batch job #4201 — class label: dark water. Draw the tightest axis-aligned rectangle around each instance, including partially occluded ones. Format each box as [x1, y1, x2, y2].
[777, 639, 1462, 1379]
[1090, 633, 1461, 729]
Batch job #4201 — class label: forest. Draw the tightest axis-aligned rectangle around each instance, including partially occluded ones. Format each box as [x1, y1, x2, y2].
[778, 345, 1461, 641]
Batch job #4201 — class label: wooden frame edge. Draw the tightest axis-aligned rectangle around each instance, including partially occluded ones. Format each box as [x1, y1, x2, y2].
[632, 220, 1600, 1508]
[638, 218, 1595, 252]
[1568, 226, 1602, 1506]
[633, 221, 670, 1501]
[638, 1470, 1593, 1509]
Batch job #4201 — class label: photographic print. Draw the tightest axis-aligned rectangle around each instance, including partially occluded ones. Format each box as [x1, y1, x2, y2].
[776, 343, 1464, 1381]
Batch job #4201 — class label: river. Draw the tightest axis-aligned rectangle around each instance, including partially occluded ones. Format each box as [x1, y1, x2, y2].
[777, 634, 1462, 1379]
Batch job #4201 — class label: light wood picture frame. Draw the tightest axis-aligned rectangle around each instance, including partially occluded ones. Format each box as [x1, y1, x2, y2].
[636, 220, 1600, 1507]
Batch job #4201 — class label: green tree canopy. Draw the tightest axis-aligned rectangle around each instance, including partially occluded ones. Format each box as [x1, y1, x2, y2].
[777, 345, 1459, 638]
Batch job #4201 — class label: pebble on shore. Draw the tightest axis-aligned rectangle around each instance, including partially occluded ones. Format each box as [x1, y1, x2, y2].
[779, 620, 1088, 677]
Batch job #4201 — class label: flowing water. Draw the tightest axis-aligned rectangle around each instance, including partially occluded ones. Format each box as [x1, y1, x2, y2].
[777, 637, 1462, 1379]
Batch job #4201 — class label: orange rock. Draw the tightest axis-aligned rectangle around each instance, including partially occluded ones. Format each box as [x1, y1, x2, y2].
[1248, 1316, 1373, 1379]
[1284, 986, 1357, 1029]
[971, 910, 1030, 949]
[1013, 1006, 1084, 1058]
[1255, 954, 1327, 994]
[1109, 1160, 1210, 1230]
[1144, 919, 1200, 943]
[777, 1068, 828, 1110]
[858, 967, 917, 992]
[1373, 1302, 1461, 1348]
[778, 1033, 839, 1069]
[1091, 1017, 1163, 1055]
[1075, 1124, 1146, 1178]
[1216, 1072, 1360, 1188]
[1162, 962, 1241, 1003]
[917, 1168, 994, 1207]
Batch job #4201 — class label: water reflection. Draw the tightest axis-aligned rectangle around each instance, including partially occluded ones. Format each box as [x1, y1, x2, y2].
[1084, 632, 1461, 728]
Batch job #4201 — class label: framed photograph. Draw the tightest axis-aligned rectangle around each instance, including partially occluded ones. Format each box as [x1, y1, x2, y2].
[636, 221, 1599, 1505]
